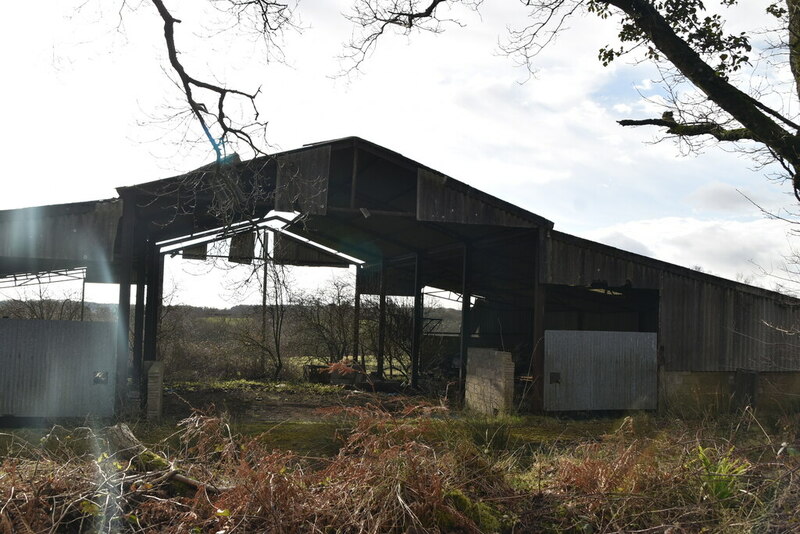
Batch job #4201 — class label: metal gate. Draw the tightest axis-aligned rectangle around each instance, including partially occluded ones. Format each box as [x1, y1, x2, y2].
[544, 330, 657, 411]
[0, 319, 117, 417]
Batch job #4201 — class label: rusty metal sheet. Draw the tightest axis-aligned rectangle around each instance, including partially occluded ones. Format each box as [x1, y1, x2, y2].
[276, 145, 331, 214]
[0, 200, 121, 276]
[356, 263, 415, 296]
[228, 232, 256, 264]
[0, 319, 117, 417]
[273, 233, 351, 268]
[544, 330, 657, 411]
[182, 243, 208, 261]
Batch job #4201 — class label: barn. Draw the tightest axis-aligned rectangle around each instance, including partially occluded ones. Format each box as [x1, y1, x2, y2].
[1, 136, 799, 417]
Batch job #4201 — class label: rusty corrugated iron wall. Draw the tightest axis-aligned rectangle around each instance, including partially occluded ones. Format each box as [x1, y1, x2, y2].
[0, 319, 117, 417]
[546, 231, 800, 372]
[544, 330, 657, 410]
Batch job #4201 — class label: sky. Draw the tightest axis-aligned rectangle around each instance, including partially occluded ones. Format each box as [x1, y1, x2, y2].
[1, 0, 798, 307]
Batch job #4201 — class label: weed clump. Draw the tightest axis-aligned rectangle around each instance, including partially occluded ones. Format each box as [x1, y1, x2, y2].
[0, 404, 518, 533]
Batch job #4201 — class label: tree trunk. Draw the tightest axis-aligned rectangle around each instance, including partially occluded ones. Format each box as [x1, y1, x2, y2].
[788, 0, 800, 103]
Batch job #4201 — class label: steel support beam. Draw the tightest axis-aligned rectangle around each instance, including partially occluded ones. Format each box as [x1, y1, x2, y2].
[410, 254, 424, 389]
[352, 277, 361, 367]
[530, 228, 548, 412]
[350, 148, 359, 208]
[116, 197, 136, 412]
[459, 244, 471, 403]
[376, 262, 387, 378]
[143, 245, 164, 362]
[132, 276, 146, 403]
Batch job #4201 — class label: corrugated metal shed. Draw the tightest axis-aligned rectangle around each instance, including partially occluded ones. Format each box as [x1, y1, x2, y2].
[3, 136, 800, 414]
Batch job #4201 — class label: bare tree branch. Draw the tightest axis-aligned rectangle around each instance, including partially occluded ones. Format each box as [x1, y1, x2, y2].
[150, 0, 267, 161]
[343, 0, 481, 72]
[618, 112, 756, 142]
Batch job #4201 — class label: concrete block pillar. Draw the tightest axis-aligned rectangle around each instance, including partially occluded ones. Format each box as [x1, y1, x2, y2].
[465, 348, 514, 415]
[146, 361, 164, 421]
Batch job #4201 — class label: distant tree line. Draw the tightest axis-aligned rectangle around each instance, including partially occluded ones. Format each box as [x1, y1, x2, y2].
[159, 276, 458, 383]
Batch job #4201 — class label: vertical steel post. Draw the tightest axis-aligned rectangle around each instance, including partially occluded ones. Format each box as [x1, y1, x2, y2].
[460, 243, 471, 403]
[80, 274, 86, 322]
[531, 228, 547, 412]
[261, 231, 268, 375]
[132, 274, 146, 403]
[143, 246, 163, 363]
[352, 275, 361, 367]
[376, 262, 387, 378]
[116, 196, 136, 413]
[410, 254, 424, 389]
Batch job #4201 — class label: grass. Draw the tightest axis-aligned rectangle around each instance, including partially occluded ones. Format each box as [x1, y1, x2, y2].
[236, 420, 343, 456]
[167, 378, 343, 395]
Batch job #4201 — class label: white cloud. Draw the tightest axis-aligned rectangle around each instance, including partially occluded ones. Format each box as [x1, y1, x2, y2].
[685, 182, 765, 214]
[584, 217, 794, 287]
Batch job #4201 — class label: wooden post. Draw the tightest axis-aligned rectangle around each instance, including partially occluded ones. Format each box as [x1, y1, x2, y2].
[411, 254, 424, 389]
[460, 244, 471, 403]
[376, 262, 387, 378]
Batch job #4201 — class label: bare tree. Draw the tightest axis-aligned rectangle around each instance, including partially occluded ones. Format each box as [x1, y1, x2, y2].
[239, 233, 292, 379]
[295, 275, 356, 364]
[212, 231, 294, 379]
[361, 296, 413, 378]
